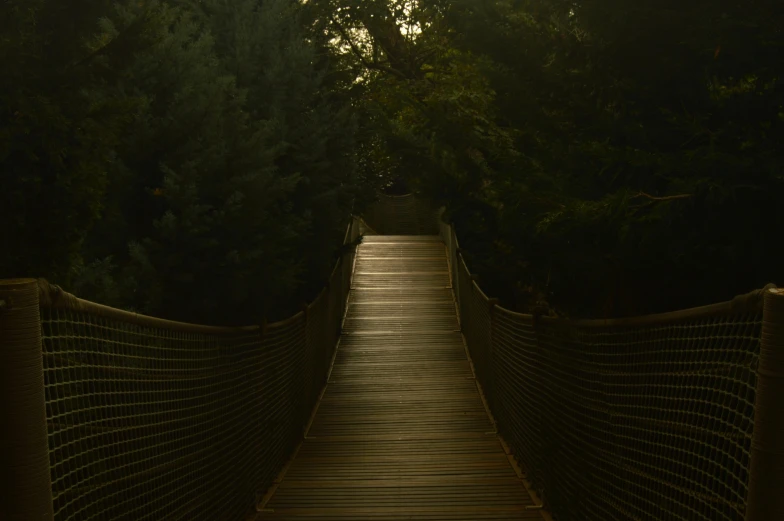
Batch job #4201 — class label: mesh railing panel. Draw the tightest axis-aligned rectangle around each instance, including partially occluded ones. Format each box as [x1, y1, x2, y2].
[42, 309, 272, 520]
[6, 207, 780, 521]
[492, 308, 544, 492]
[438, 217, 460, 310]
[450, 227, 460, 309]
[529, 315, 761, 521]
[463, 277, 495, 412]
[33, 218, 360, 521]
[302, 292, 322, 427]
[568, 318, 760, 521]
[444, 219, 769, 521]
[456, 253, 473, 341]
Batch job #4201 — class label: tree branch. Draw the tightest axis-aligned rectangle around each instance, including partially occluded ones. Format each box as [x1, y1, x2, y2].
[330, 16, 407, 79]
[632, 191, 692, 201]
[70, 8, 154, 71]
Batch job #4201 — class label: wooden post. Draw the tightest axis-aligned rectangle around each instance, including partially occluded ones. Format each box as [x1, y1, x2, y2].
[452, 227, 461, 309]
[487, 298, 500, 412]
[745, 287, 784, 520]
[300, 302, 311, 431]
[0, 279, 53, 520]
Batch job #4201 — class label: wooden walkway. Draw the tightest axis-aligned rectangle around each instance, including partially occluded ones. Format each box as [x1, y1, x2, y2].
[259, 235, 544, 520]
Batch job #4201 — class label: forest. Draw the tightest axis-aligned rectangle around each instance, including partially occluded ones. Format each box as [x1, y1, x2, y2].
[2, 0, 782, 325]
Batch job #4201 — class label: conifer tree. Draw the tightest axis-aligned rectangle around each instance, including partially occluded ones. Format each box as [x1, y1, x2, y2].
[176, 0, 361, 315]
[0, 0, 152, 283]
[74, 0, 361, 324]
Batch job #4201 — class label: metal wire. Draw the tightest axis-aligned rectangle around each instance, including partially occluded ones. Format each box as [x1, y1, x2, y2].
[438, 219, 767, 521]
[38, 219, 361, 521]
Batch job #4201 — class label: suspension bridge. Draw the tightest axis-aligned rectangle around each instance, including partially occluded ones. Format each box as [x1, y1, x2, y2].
[1, 195, 782, 521]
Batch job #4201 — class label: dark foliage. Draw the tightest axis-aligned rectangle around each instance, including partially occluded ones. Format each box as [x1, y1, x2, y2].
[322, 0, 784, 317]
[1, 0, 378, 325]
[3, 0, 782, 321]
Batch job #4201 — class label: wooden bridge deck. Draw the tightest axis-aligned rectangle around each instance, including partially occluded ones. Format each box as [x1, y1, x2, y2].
[259, 235, 544, 520]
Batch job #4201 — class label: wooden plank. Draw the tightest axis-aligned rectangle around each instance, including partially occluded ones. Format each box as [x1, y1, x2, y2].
[255, 236, 549, 520]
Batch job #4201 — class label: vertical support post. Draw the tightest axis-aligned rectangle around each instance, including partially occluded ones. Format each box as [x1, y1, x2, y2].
[456, 250, 468, 330]
[339, 253, 348, 334]
[0, 279, 54, 521]
[451, 226, 460, 310]
[487, 298, 499, 414]
[300, 302, 310, 433]
[463, 270, 477, 338]
[746, 288, 784, 521]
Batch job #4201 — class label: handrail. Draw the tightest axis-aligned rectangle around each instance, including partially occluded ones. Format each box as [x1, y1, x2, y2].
[506, 286, 772, 328]
[430, 199, 781, 521]
[0, 215, 363, 521]
[364, 192, 782, 521]
[3, 193, 783, 521]
[36, 279, 262, 334]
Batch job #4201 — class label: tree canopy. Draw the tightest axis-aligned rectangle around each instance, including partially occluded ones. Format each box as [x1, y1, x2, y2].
[2, 0, 782, 322]
[2, 0, 371, 324]
[316, 0, 784, 317]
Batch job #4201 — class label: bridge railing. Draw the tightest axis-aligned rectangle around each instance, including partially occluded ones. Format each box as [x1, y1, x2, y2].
[0, 217, 362, 521]
[437, 217, 784, 521]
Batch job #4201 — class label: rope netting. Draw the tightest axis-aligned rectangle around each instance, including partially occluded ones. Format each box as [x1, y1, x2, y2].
[3, 199, 783, 521]
[439, 219, 775, 521]
[36, 218, 360, 521]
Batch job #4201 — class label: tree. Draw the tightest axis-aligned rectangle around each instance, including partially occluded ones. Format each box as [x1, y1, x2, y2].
[323, 0, 784, 317]
[74, 0, 363, 324]
[0, 0, 152, 283]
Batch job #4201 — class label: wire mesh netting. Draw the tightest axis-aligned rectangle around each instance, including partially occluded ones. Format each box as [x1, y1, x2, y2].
[438, 220, 768, 521]
[36, 218, 360, 521]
